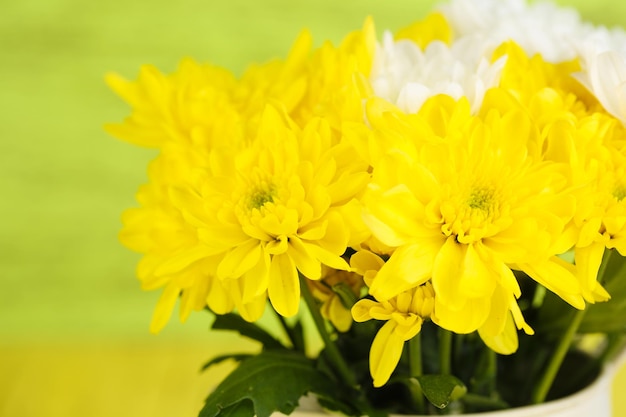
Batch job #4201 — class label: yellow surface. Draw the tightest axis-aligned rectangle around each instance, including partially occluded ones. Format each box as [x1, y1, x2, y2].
[616, 363, 626, 415]
[0, 342, 624, 416]
[1, 0, 626, 415]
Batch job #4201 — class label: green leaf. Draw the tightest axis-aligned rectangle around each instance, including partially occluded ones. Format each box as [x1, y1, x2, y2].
[200, 354, 252, 372]
[199, 350, 338, 417]
[415, 374, 467, 409]
[214, 400, 255, 417]
[212, 313, 285, 349]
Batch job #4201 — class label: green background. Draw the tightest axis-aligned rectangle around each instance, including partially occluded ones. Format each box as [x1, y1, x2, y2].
[1, 1, 625, 416]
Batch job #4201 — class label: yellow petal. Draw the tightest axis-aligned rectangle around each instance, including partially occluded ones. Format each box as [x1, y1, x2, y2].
[519, 257, 585, 309]
[217, 239, 262, 279]
[574, 242, 605, 301]
[268, 254, 300, 317]
[433, 296, 490, 334]
[432, 237, 466, 309]
[478, 312, 518, 355]
[459, 243, 497, 299]
[207, 278, 234, 315]
[287, 236, 322, 279]
[369, 321, 405, 387]
[369, 242, 438, 301]
[327, 296, 352, 332]
[238, 293, 268, 322]
[303, 241, 350, 271]
[149, 283, 180, 334]
[363, 184, 431, 246]
[154, 245, 214, 276]
[351, 299, 379, 322]
[241, 250, 271, 302]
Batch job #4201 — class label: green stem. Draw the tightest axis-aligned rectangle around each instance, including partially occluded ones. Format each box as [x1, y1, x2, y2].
[597, 249, 613, 285]
[299, 274, 356, 387]
[531, 248, 615, 404]
[531, 307, 587, 404]
[408, 336, 425, 415]
[273, 308, 304, 352]
[440, 329, 453, 375]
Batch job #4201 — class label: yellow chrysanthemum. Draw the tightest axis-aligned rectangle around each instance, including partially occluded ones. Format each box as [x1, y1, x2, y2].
[356, 93, 582, 342]
[353, 278, 435, 387]
[105, 18, 376, 150]
[568, 135, 626, 297]
[109, 20, 379, 332]
[290, 18, 376, 130]
[121, 104, 370, 331]
[105, 59, 250, 149]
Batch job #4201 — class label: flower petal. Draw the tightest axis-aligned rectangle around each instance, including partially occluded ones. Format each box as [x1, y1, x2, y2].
[369, 321, 405, 387]
[369, 242, 439, 301]
[268, 254, 300, 317]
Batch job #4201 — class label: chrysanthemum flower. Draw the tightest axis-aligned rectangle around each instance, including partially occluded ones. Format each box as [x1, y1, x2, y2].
[485, 42, 615, 303]
[575, 48, 626, 126]
[355, 93, 581, 343]
[438, 0, 593, 63]
[370, 31, 505, 115]
[110, 21, 378, 331]
[121, 104, 370, 330]
[353, 277, 435, 387]
[172, 107, 369, 318]
[105, 19, 376, 150]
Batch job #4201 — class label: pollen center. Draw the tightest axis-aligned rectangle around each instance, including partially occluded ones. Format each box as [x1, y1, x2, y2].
[247, 184, 276, 210]
[441, 184, 502, 243]
[613, 183, 626, 202]
[467, 187, 495, 213]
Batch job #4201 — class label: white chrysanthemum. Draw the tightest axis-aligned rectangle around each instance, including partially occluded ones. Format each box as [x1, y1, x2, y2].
[438, 0, 592, 63]
[370, 31, 505, 114]
[574, 28, 626, 126]
[439, 0, 626, 126]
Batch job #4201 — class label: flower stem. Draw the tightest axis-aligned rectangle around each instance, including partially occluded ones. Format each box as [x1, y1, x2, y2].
[531, 248, 614, 404]
[299, 274, 356, 387]
[531, 306, 586, 404]
[408, 336, 425, 414]
[439, 329, 452, 375]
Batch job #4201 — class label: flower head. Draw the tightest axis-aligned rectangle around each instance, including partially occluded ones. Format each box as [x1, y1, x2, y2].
[356, 93, 576, 339]
[353, 277, 435, 387]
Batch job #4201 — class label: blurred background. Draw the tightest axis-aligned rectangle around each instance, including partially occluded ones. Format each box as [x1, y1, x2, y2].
[1, 0, 625, 416]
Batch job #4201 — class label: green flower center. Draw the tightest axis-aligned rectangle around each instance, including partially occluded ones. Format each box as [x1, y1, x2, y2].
[247, 184, 276, 210]
[467, 186, 495, 214]
[613, 183, 626, 202]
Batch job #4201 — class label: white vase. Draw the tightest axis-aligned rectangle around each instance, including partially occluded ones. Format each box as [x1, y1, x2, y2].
[286, 349, 626, 417]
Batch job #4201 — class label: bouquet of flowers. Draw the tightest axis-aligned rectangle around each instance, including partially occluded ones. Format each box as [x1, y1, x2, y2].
[107, 0, 626, 415]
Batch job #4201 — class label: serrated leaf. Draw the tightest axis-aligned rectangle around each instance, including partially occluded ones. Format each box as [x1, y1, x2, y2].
[199, 350, 338, 417]
[415, 374, 467, 409]
[212, 313, 285, 349]
[200, 354, 252, 372]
